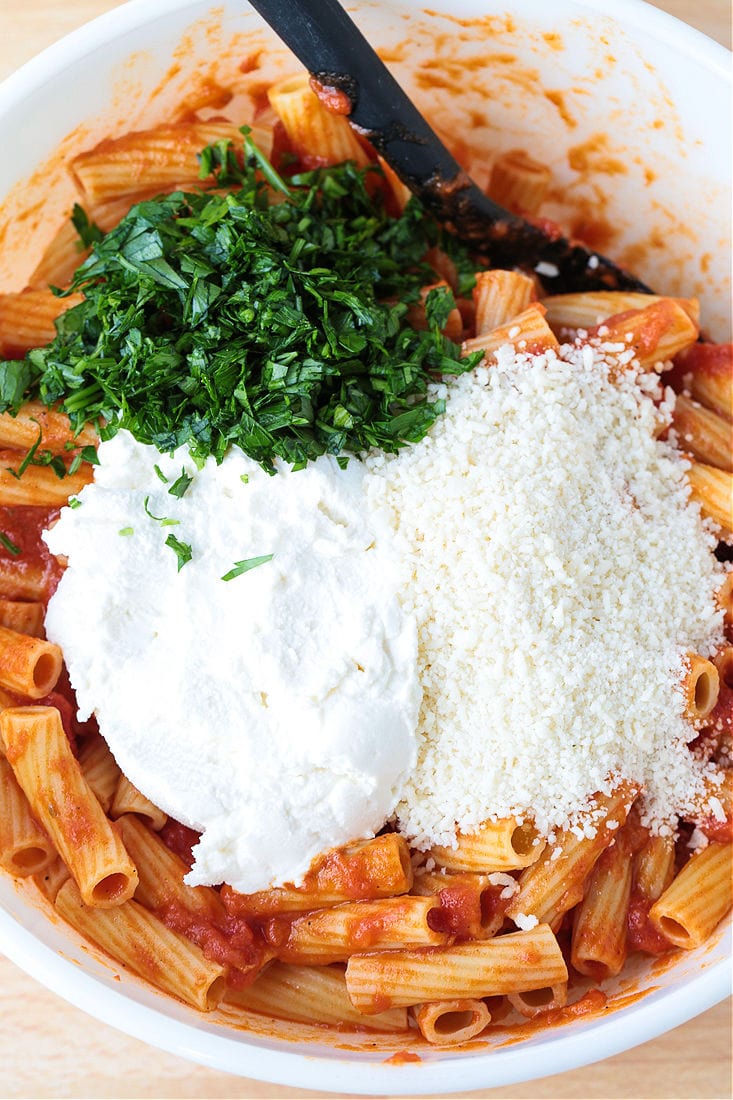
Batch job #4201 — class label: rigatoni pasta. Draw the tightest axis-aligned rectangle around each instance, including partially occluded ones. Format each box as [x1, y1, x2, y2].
[0, 77, 729, 1055]
[0, 706, 138, 907]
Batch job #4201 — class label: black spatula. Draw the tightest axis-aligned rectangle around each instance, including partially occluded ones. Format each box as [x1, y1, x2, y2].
[247, 0, 652, 294]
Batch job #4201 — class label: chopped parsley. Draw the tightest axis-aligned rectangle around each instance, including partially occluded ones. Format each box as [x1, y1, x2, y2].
[221, 554, 274, 581]
[165, 533, 193, 571]
[168, 469, 193, 498]
[0, 532, 21, 556]
[118, 527, 134, 537]
[143, 495, 179, 526]
[0, 132, 481, 470]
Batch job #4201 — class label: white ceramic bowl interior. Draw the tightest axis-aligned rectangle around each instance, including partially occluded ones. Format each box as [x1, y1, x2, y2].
[0, 1, 730, 1093]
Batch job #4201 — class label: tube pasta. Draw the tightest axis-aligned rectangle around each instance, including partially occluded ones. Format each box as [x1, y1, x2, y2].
[462, 303, 559, 362]
[0, 455, 94, 507]
[377, 156, 412, 213]
[633, 835, 675, 903]
[0, 706, 138, 907]
[718, 574, 733, 629]
[268, 75, 370, 169]
[473, 270, 535, 335]
[0, 402, 97, 455]
[0, 90, 730, 1044]
[33, 855, 71, 903]
[411, 870, 508, 939]
[0, 600, 44, 638]
[0, 562, 48, 601]
[570, 830, 633, 980]
[29, 219, 91, 291]
[78, 735, 121, 814]
[586, 299, 699, 370]
[682, 653, 720, 722]
[507, 982, 567, 1018]
[0, 755, 55, 876]
[70, 122, 272, 206]
[263, 896, 448, 965]
[415, 998, 491, 1045]
[0, 290, 84, 357]
[221, 833, 412, 917]
[649, 843, 732, 949]
[116, 813, 224, 923]
[489, 149, 551, 215]
[0, 625, 62, 699]
[687, 463, 732, 534]
[430, 817, 544, 873]
[676, 344, 732, 421]
[506, 786, 637, 929]
[541, 292, 700, 332]
[345, 924, 568, 1012]
[404, 282, 463, 341]
[110, 774, 167, 831]
[55, 877, 227, 1011]
[224, 962, 408, 1031]
[671, 395, 732, 473]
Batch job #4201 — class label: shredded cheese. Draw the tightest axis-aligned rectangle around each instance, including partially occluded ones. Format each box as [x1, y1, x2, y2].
[365, 342, 725, 849]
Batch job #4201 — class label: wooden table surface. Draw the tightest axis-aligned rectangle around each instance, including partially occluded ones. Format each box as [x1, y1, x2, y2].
[0, 2, 731, 1098]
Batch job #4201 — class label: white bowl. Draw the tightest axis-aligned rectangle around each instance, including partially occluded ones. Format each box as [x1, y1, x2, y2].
[0, 1, 730, 1094]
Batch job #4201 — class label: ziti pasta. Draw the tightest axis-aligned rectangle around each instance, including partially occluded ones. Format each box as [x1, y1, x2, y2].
[0, 71, 730, 1048]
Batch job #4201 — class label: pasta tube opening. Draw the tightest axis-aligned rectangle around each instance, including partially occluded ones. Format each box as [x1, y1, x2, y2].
[684, 654, 720, 721]
[92, 871, 134, 906]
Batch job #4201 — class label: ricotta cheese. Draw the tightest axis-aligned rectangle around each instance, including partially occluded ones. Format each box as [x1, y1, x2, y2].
[44, 434, 420, 893]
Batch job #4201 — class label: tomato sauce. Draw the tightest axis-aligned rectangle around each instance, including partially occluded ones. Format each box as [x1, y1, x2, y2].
[0, 505, 62, 603]
[627, 891, 674, 956]
[156, 899, 266, 988]
[159, 818, 201, 868]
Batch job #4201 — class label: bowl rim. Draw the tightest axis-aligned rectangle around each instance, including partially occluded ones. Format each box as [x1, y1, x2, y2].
[0, 0, 730, 1093]
[0, 898, 729, 1094]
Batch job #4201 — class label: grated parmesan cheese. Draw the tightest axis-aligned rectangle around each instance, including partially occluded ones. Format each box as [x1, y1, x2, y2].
[364, 342, 725, 849]
[513, 912, 540, 931]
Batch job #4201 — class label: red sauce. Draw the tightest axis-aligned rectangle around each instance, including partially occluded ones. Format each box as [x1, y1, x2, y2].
[426, 876, 482, 937]
[384, 1051, 421, 1064]
[156, 899, 265, 988]
[159, 818, 201, 868]
[697, 814, 733, 844]
[673, 341, 732, 376]
[0, 505, 62, 603]
[627, 891, 674, 956]
[592, 300, 676, 360]
[309, 77, 353, 116]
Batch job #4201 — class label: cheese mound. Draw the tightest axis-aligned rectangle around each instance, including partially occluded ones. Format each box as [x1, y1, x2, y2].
[44, 437, 420, 893]
[44, 341, 725, 888]
[364, 346, 725, 848]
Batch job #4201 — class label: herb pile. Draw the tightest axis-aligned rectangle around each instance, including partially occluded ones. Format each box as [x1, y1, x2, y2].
[0, 133, 481, 469]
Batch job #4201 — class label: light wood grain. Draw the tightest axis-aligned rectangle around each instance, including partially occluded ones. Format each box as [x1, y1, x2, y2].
[0, 1, 730, 1098]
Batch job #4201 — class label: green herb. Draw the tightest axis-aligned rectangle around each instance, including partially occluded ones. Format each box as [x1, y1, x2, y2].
[118, 527, 134, 536]
[0, 360, 30, 407]
[143, 495, 179, 526]
[0, 133, 482, 470]
[68, 444, 99, 476]
[221, 554, 274, 581]
[68, 497, 82, 509]
[154, 464, 169, 483]
[7, 424, 43, 479]
[0, 532, 21, 556]
[71, 204, 104, 249]
[240, 473, 249, 484]
[168, 469, 193, 498]
[166, 533, 193, 571]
